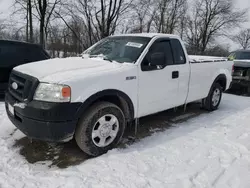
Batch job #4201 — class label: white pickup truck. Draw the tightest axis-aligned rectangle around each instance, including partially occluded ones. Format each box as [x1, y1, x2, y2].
[5, 33, 233, 156]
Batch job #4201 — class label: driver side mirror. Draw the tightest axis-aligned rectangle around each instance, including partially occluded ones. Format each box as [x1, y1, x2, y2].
[149, 52, 165, 66]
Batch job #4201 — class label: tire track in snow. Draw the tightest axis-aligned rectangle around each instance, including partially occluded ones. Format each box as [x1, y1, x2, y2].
[211, 168, 226, 187]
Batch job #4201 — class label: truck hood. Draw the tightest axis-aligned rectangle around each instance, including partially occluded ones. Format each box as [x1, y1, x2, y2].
[234, 60, 250, 68]
[14, 57, 125, 82]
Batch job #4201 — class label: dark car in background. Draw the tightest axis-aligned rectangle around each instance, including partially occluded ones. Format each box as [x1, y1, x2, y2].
[229, 50, 250, 93]
[0, 40, 50, 97]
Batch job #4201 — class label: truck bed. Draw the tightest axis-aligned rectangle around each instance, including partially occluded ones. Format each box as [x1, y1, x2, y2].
[189, 55, 228, 63]
[186, 55, 233, 103]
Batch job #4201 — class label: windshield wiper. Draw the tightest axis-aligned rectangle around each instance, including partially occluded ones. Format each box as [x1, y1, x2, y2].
[89, 54, 113, 62]
[103, 57, 113, 62]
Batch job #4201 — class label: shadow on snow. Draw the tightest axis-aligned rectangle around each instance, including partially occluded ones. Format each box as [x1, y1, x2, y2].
[12, 102, 206, 169]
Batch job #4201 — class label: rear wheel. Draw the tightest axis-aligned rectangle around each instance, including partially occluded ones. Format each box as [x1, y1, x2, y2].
[202, 83, 222, 111]
[75, 102, 125, 156]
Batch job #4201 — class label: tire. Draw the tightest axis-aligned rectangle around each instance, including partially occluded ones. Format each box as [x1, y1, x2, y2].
[202, 83, 222, 111]
[75, 102, 126, 156]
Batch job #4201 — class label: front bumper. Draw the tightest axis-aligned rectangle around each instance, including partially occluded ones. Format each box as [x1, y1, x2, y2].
[5, 92, 81, 142]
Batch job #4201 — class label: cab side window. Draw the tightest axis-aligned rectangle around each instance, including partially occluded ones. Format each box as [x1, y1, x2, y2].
[141, 40, 173, 71]
[170, 39, 186, 64]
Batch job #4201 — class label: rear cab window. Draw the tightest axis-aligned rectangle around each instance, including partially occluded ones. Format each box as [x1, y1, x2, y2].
[170, 39, 186, 64]
[234, 51, 250, 60]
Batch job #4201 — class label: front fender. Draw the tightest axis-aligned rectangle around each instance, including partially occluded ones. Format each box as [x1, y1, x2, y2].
[63, 66, 138, 117]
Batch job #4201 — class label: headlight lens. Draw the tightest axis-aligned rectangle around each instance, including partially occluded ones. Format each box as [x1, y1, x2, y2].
[34, 83, 71, 102]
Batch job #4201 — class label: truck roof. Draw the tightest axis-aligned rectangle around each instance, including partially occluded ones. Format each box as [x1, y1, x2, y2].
[111, 33, 179, 39]
[231, 49, 250, 53]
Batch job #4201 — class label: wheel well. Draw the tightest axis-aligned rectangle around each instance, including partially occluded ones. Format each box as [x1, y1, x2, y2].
[93, 95, 132, 121]
[76, 90, 134, 122]
[215, 75, 227, 91]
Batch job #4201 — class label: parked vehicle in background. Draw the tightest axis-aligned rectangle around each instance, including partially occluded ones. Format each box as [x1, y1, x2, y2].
[5, 33, 233, 156]
[0, 40, 50, 97]
[228, 50, 250, 93]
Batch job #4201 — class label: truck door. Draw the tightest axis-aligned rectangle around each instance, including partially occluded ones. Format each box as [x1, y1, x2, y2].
[170, 39, 190, 105]
[138, 38, 180, 117]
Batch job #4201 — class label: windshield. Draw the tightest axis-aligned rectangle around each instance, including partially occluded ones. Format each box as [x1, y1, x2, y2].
[83, 36, 151, 63]
[229, 51, 250, 60]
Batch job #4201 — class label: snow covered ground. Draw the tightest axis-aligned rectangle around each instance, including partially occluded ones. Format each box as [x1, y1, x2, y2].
[1, 93, 250, 188]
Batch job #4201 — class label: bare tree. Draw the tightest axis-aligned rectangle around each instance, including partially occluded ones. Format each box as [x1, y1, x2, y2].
[13, 0, 33, 42]
[13, 0, 62, 46]
[205, 44, 230, 57]
[175, 1, 188, 39]
[8, 0, 249, 58]
[186, 0, 247, 54]
[0, 18, 6, 36]
[72, 0, 129, 43]
[0, 24, 26, 41]
[34, 0, 61, 47]
[28, 0, 34, 42]
[72, 0, 96, 45]
[128, 0, 156, 33]
[232, 29, 250, 50]
[154, 0, 187, 34]
[95, 0, 129, 38]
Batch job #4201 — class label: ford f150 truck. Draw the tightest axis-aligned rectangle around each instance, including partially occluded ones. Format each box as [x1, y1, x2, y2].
[5, 33, 233, 156]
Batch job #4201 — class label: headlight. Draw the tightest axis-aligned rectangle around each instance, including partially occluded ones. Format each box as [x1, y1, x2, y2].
[34, 83, 71, 102]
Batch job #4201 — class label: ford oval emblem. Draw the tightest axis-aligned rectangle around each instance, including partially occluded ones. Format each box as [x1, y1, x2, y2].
[12, 82, 18, 90]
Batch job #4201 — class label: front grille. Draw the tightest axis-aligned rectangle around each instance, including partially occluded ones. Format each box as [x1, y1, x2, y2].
[8, 70, 39, 102]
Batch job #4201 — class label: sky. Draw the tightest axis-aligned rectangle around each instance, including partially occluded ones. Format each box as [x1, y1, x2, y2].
[227, 0, 250, 50]
[0, 0, 12, 16]
[0, 0, 250, 50]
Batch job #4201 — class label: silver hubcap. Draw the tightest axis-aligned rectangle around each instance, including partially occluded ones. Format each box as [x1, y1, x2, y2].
[92, 114, 119, 147]
[212, 88, 221, 106]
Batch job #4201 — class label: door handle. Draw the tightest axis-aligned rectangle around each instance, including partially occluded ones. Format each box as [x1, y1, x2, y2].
[172, 71, 179, 79]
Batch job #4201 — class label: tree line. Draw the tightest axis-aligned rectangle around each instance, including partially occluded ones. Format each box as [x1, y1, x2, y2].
[0, 0, 249, 57]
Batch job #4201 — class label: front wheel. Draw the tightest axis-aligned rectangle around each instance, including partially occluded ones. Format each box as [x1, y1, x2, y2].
[75, 102, 126, 156]
[202, 83, 222, 111]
